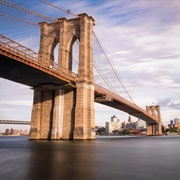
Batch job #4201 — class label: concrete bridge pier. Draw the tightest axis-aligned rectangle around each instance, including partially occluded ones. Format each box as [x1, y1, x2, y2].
[146, 106, 162, 136]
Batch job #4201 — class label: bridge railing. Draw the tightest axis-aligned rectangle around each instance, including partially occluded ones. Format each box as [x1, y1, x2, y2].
[0, 34, 38, 60]
[0, 34, 77, 81]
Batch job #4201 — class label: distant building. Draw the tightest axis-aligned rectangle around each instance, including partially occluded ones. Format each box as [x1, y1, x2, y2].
[126, 122, 136, 130]
[4, 129, 10, 135]
[128, 116, 133, 123]
[122, 121, 126, 128]
[105, 115, 122, 135]
[10, 128, 14, 135]
[125, 117, 146, 132]
[126, 116, 136, 130]
[174, 119, 180, 129]
[135, 119, 146, 129]
[174, 118, 179, 124]
[168, 118, 180, 129]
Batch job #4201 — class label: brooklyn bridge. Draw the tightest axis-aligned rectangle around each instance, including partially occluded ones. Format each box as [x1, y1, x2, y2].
[0, 0, 163, 140]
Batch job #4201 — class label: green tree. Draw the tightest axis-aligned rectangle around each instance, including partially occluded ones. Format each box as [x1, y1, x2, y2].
[168, 127, 178, 133]
[122, 129, 130, 135]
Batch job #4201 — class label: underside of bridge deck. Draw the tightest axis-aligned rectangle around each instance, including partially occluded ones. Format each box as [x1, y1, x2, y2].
[0, 54, 75, 89]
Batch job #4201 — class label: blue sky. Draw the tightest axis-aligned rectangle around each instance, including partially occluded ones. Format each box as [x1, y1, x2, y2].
[0, 0, 180, 131]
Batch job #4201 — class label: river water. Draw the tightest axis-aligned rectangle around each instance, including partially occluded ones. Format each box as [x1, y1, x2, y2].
[0, 135, 180, 180]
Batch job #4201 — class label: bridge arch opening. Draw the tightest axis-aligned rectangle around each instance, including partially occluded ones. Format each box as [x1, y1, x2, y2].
[66, 34, 79, 73]
[71, 40, 79, 74]
[54, 43, 59, 67]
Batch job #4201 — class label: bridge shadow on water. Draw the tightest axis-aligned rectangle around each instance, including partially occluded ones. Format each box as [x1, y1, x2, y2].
[0, 135, 180, 180]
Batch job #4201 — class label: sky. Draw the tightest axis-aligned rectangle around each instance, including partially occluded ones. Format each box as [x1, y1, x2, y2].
[0, 0, 180, 131]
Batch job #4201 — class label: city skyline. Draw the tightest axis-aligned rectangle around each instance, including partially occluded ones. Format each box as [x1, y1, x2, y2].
[0, 0, 180, 131]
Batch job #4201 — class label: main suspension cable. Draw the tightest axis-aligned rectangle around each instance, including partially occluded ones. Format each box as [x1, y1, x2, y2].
[0, 0, 57, 21]
[40, 0, 78, 17]
[0, 13, 38, 26]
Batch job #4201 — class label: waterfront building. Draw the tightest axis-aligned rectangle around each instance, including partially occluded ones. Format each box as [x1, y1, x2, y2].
[174, 119, 180, 128]
[128, 116, 133, 123]
[10, 128, 14, 135]
[174, 118, 179, 124]
[126, 122, 136, 130]
[4, 129, 9, 135]
[105, 115, 122, 135]
[168, 118, 180, 129]
[125, 116, 136, 130]
[135, 119, 146, 129]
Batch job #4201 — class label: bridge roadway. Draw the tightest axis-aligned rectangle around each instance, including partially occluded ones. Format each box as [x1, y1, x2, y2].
[0, 34, 158, 124]
[0, 120, 30, 125]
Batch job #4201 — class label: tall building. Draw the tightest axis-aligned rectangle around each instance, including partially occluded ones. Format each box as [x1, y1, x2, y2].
[174, 118, 180, 128]
[174, 118, 179, 124]
[4, 129, 9, 135]
[105, 115, 122, 135]
[128, 116, 133, 123]
[135, 119, 146, 129]
[126, 116, 135, 130]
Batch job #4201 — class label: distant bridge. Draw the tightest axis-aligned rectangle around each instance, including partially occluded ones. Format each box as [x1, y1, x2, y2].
[0, 120, 30, 125]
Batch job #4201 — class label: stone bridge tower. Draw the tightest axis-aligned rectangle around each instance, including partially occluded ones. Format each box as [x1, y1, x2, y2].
[146, 105, 162, 135]
[29, 13, 95, 140]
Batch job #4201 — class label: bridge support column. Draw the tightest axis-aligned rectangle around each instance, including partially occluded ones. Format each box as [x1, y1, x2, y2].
[74, 83, 95, 139]
[146, 123, 157, 135]
[51, 89, 75, 140]
[146, 106, 162, 136]
[29, 88, 76, 140]
[29, 90, 54, 140]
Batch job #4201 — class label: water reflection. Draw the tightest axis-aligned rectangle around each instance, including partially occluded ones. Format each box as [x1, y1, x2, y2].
[26, 141, 96, 179]
[1, 136, 180, 180]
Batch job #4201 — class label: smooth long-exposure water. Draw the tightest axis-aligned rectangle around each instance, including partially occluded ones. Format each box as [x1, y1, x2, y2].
[0, 135, 180, 180]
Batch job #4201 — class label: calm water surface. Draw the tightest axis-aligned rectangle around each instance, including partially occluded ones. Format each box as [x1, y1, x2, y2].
[0, 135, 180, 180]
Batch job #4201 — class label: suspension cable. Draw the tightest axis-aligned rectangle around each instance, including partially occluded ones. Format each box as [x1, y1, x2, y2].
[74, 39, 118, 94]
[93, 32, 137, 105]
[72, 54, 118, 94]
[0, 0, 57, 21]
[0, 13, 38, 26]
[40, 0, 78, 17]
[93, 61, 119, 94]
